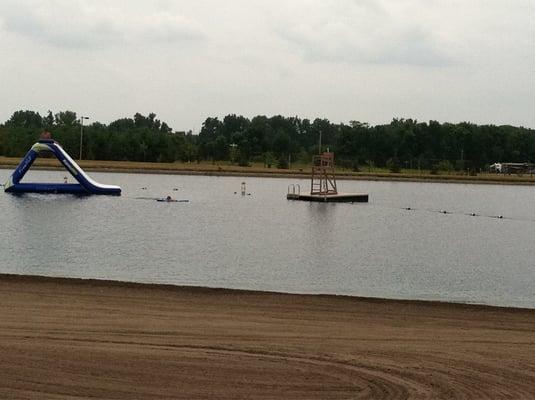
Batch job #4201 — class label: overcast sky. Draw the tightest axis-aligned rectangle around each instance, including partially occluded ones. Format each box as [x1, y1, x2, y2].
[1, 0, 534, 131]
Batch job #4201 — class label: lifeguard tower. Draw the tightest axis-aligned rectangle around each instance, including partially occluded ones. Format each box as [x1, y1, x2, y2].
[287, 152, 368, 203]
[311, 152, 338, 195]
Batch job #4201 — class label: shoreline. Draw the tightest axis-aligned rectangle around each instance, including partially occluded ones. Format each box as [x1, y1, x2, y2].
[0, 273, 531, 312]
[2, 158, 535, 185]
[1, 273, 534, 399]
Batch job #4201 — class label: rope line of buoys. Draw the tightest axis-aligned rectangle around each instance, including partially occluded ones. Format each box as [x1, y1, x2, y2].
[398, 205, 519, 221]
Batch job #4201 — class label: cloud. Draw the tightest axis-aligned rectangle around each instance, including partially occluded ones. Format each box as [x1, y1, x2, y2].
[0, 0, 206, 49]
[273, 0, 452, 67]
[0, 0, 534, 129]
[280, 26, 450, 67]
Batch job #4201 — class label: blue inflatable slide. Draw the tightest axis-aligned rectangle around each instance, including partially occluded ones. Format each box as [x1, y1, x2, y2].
[4, 140, 121, 195]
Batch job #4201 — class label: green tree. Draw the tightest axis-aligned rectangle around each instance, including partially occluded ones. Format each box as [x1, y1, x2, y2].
[54, 111, 77, 126]
[6, 110, 43, 129]
[213, 135, 228, 160]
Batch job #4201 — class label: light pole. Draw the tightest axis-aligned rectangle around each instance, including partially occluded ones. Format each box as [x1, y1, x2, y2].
[79, 116, 89, 160]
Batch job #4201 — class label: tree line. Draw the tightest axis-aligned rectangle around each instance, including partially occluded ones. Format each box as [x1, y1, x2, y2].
[1, 110, 534, 171]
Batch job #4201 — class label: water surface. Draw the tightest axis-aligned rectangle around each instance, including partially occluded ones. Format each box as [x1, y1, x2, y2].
[1, 169, 534, 308]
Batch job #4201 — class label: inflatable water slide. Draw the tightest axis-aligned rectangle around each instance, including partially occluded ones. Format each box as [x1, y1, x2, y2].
[4, 139, 121, 195]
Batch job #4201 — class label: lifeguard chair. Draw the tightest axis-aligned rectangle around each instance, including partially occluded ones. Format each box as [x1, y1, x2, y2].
[311, 152, 338, 195]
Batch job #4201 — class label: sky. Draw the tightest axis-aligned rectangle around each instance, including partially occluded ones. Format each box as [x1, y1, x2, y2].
[0, 0, 534, 131]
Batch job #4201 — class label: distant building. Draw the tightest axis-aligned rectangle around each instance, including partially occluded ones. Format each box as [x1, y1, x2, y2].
[489, 162, 535, 174]
[489, 163, 502, 173]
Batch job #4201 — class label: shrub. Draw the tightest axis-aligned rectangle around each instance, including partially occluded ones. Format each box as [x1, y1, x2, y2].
[387, 157, 401, 173]
[277, 156, 289, 169]
[436, 160, 454, 172]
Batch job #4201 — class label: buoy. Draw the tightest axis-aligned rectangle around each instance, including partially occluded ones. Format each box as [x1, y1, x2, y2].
[470, 213, 477, 216]
[173, 188, 178, 191]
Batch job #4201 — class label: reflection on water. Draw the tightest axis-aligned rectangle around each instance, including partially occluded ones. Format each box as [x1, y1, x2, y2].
[1, 169, 535, 308]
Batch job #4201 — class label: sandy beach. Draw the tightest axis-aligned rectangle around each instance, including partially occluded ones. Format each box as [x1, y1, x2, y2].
[1, 274, 534, 399]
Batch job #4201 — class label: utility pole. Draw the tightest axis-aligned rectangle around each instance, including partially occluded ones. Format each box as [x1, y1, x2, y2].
[79, 116, 89, 160]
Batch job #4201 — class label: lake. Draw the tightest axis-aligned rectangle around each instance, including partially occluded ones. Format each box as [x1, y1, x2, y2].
[1, 169, 535, 308]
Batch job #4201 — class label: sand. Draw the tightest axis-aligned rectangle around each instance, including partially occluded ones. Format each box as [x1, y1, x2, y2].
[1, 274, 534, 399]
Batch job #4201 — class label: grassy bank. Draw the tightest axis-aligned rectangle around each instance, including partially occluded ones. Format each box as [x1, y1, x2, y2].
[1, 156, 535, 185]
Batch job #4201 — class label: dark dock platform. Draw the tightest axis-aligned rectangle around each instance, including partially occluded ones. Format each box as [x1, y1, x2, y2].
[287, 192, 369, 203]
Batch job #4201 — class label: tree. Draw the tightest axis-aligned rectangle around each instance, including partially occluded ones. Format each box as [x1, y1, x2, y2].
[199, 117, 223, 142]
[213, 135, 228, 160]
[54, 111, 77, 126]
[160, 122, 172, 133]
[2, 109, 535, 168]
[44, 111, 54, 129]
[134, 112, 161, 130]
[0, 125, 6, 155]
[273, 130, 290, 157]
[6, 110, 43, 129]
[109, 118, 135, 131]
[222, 114, 249, 140]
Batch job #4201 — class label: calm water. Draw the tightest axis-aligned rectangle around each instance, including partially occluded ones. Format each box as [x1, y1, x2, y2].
[1, 169, 535, 308]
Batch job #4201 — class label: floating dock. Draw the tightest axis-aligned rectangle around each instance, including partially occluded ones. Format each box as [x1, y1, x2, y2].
[287, 193, 368, 203]
[286, 152, 368, 203]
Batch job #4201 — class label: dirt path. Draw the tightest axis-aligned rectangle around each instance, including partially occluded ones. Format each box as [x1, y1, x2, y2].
[1, 275, 534, 399]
